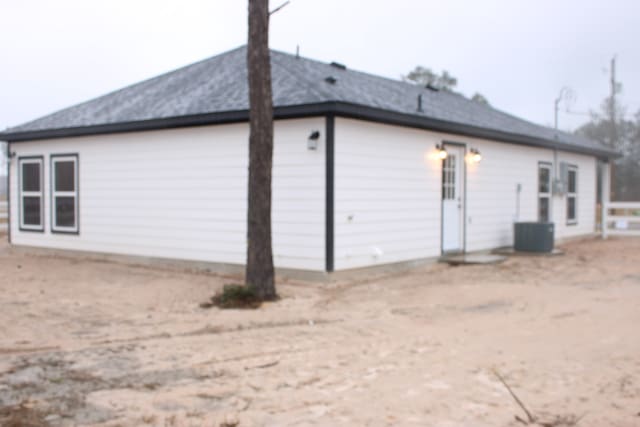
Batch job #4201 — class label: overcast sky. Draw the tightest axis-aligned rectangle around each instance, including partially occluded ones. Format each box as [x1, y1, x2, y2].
[1, 0, 639, 139]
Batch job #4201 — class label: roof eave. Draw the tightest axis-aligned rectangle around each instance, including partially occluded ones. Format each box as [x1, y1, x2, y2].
[329, 102, 620, 160]
[0, 101, 619, 160]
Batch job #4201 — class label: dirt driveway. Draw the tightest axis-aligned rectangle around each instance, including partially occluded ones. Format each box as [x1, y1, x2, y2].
[1, 238, 639, 427]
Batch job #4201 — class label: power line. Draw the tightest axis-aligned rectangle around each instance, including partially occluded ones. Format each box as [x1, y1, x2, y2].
[563, 109, 591, 117]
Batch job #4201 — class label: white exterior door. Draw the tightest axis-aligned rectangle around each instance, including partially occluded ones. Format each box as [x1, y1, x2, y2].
[442, 145, 465, 253]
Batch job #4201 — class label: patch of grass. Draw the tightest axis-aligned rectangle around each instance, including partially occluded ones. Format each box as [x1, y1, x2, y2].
[200, 285, 263, 310]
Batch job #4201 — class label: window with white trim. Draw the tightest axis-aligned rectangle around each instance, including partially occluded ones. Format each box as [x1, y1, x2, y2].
[442, 154, 456, 200]
[566, 166, 577, 224]
[51, 155, 79, 233]
[538, 163, 551, 222]
[19, 157, 44, 231]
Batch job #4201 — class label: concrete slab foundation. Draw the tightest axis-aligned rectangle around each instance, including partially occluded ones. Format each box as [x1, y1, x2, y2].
[493, 247, 565, 256]
[440, 254, 507, 266]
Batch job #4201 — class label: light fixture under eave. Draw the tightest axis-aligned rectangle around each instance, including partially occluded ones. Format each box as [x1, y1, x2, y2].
[308, 130, 320, 150]
[468, 147, 482, 163]
[435, 144, 448, 160]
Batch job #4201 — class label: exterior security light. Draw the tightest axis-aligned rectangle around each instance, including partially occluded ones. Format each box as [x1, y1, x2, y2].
[469, 147, 482, 163]
[308, 130, 320, 150]
[435, 144, 448, 160]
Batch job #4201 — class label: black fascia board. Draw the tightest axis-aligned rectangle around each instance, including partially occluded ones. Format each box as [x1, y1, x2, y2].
[0, 104, 328, 143]
[0, 101, 619, 159]
[328, 103, 620, 160]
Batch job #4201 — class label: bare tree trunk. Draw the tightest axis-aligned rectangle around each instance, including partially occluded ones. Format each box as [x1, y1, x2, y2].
[245, 0, 276, 300]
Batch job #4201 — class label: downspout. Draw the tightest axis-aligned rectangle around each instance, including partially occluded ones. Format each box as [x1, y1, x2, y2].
[601, 160, 610, 238]
[325, 115, 335, 273]
[6, 141, 11, 244]
[552, 93, 561, 223]
[515, 183, 521, 221]
[552, 146, 558, 222]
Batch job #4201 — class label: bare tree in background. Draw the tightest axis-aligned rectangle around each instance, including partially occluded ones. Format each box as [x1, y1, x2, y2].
[471, 93, 490, 105]
[576, 96, 640, 201]
[403, 66, 490, 105]
[403, 66, 458, 91]
[245, 0, 276, 299]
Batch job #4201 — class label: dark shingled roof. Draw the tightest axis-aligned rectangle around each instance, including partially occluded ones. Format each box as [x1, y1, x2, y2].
[0, 46, 616, 158]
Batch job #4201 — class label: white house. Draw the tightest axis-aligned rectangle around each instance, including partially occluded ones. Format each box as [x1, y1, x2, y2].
[0, 46, 616, 277]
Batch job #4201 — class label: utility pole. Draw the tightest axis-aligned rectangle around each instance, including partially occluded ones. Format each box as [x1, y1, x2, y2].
[553, 88, 564, 211]
[553, 87, 572, 208]
[609, 56, 617, 149]
[608, 56, 618, 200]
[554, 87, 568, 130]
[553, 86, 574, 130]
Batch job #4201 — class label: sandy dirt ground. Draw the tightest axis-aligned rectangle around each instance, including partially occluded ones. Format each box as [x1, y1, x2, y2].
[0, 237, 639, 427]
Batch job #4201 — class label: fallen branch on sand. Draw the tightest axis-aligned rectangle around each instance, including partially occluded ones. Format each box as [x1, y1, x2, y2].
[492, 369, 586, 427]
[493, 369, 537, 424]
[245, 360, 279, 370]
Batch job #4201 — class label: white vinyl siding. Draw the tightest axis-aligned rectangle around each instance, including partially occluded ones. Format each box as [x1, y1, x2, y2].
[464, 140, 548, 251]
[334, 118, 441, 270]
[9, 116, 599, 272]
[334, 119, 598, 265]
[455, 142, 597, 250]
[9, 118, 326, 271]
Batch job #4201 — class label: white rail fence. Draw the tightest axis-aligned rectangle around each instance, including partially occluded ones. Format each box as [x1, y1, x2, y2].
[602, 201, 640, 238]
[0, 200, 7, 233]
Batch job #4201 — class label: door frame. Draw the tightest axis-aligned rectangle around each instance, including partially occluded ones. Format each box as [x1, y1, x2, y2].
[440, 141, 467, 254]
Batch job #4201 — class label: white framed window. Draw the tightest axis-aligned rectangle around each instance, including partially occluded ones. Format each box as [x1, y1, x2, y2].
[51, 154, 79, 234]
[18, 156, 44, 232]
[442, 154, 456, 200]
[538, 162, 552, 222]
[566, 165, 578, 225]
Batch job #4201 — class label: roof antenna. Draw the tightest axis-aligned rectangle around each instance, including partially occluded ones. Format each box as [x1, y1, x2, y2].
[296, 45, 300, 59]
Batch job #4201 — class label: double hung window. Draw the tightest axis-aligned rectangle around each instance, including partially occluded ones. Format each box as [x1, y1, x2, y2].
[538, 163, 551, 222]
[51, 155, 79, 233]
[18, 157, 44, 231]
[567, 166, 577, 224]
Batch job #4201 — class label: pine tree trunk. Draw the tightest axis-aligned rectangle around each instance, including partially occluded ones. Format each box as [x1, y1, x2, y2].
[245, 0, 276, 300]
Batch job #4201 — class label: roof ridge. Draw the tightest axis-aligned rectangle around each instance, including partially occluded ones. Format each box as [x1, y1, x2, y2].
[270, 51, 334, 102]
[268, 46, 469, 98]
[0, 45, 615, 157]
[267, 47, 602, 146]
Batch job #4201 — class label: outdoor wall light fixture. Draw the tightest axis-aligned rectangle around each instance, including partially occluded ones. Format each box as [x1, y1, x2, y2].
[435, 144, 448, 160]
[308, 130, 320, 150]
[468, 147, 482, 163]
